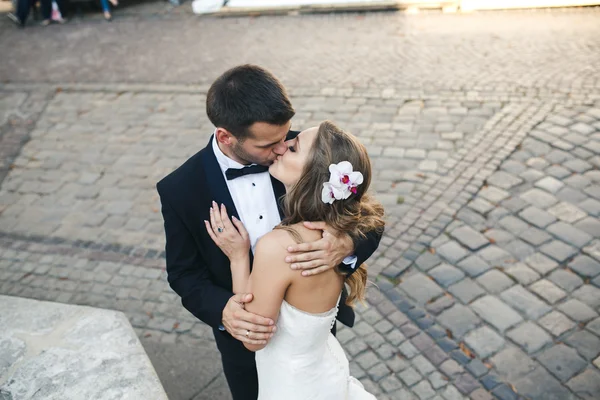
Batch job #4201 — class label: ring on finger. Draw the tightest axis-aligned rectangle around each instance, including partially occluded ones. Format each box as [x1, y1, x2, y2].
[217, 226, 224, 233]
[246, 330, 250, 338]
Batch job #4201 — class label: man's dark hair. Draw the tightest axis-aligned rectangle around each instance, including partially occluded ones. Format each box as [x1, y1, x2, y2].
[206, 65, 295, 140]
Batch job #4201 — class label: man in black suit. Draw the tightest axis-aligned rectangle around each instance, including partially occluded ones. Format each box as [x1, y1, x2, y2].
[157, 65, 382, 400]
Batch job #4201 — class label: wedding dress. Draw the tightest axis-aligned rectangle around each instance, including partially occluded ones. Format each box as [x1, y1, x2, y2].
[255, 294, 377, 399]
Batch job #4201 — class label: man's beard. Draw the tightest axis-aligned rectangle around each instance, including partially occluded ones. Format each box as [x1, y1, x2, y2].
[231, 142, 272, 166]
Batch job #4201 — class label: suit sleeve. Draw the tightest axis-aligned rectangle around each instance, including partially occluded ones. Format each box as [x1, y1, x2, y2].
[159, 189, 232, 329]
[347, 227, 384, 276]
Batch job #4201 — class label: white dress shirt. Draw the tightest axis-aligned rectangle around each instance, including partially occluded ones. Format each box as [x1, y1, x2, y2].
[212, 136, 281, 254]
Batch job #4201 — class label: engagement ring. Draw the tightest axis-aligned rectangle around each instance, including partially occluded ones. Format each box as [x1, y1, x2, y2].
[217, 227, 224, 233]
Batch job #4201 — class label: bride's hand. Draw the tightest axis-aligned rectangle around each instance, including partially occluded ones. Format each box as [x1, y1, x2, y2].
[205, 201, 250, 262]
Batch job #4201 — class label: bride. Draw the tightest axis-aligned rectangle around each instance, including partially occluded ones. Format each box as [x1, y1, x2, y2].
[206, 121, 385, 399]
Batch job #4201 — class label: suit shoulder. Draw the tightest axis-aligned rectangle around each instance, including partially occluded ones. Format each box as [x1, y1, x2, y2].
[157, 148, 206, 197]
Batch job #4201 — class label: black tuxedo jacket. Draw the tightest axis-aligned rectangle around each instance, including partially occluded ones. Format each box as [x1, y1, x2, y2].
[156, 134, 382, 363]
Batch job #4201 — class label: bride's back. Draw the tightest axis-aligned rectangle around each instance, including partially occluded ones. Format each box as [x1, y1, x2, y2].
[279, 223, 344, 315]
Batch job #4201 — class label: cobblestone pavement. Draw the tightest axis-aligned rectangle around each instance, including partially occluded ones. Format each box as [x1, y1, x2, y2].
[1, 6, 600, 400]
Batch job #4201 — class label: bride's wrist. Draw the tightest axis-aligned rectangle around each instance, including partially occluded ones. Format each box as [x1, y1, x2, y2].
[230, 255, 250, 268]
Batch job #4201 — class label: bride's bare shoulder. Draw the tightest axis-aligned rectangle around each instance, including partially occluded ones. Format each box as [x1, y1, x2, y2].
[255, 224, 320, 258]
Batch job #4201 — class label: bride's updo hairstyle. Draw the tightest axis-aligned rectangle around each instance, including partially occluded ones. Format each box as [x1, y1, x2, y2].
[278, 121, 385, 306]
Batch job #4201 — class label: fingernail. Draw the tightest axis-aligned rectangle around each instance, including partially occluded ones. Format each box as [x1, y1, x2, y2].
[290, 264, 297, 269]
[302, 271, 308, 276]
[272, 327, 277, 332]
[287, 247, 293, 252]
[269, 320, 274, 325]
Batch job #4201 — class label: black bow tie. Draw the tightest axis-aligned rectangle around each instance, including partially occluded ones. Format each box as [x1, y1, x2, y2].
[225, 165, 269, 180]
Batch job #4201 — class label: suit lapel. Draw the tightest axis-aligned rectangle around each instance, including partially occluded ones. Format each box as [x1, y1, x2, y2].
[271, 176, 286, 221]
[200, 136, 240, 221]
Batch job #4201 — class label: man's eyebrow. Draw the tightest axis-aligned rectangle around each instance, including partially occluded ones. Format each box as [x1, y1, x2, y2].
[257, 140, 282, 148]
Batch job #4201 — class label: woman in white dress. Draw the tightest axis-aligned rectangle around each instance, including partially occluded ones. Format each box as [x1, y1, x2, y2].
[206, 120, 385, 399]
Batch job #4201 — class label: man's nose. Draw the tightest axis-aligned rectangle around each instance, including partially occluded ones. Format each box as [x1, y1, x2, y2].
[273, 142, 288, 156]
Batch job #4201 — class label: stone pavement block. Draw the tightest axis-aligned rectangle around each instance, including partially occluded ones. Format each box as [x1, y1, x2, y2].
[558, 299, 598, 322]
[501, 285, 551, 320]
[567, 369, 600, 400]
[428, 371, 448, 390]
[454, 373, 480, 395]
[513, 367, 574, 400]
[547, 221, 593, 248]
[479, 186, 510, 204]
[538, 311, 576, 337]
[450, 226, 488, 251]
[569, 255, 600, 278]
[520, 188, 559, 209]
[415, 251, 443, 271]
[572, 284, 600, 309]
[549, 269, 584, 292]
[525, 252, 558, 275]
[448, 278, 485, 304]
[380, 374, 404, 393]
[565, 330, 600, 361]
[575, 216, 600, 237]
[398, 367, 422, 387]
[436, 241, 469, 264]
[438, 304, 480, 339]
[529, 279, 567, 304]
[412, 355, 436, 376]
[537, 344, 587, 382]
[583, 240, 600, 262]
[412, 379, 436, 399]
[467, 198, 494, 215]
[477, 246, 513, 265]
[464, 326, 505, 359]
[471, 296, 522, 332]
[368, 362, 393, 382]
[457, 255, 491, 278]
[501, 238, 535, 261]
[356, 350, 380, 370]
[486, 171, 523, 191]
[475, 270, 514, 294]
[518, 226, 552, 246]
[399, 341, 420, 359]
[498, 216, 529, 236]
[506, 321, 551, 354]
[557, 186, 589, 204]
[518, 206, 556, 228]
[503, 263, 540, 285]
[440, 359, 464, 379]
[579, 198, 600, 217]
[430, 264, 465, 288]
[534, 176, 564, 194]
[399, 273, 444, 305]
[541, 240, 578, 263]
[490, 347, 537, 382]
[546, 165, 572, 180]
[441, 385, 466, 400]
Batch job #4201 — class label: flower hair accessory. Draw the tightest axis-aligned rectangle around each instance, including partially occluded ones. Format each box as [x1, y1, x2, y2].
[321, 161, 364, 204]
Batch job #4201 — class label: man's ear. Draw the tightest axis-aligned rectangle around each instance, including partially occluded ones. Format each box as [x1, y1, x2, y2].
[215, 128, 235, 146]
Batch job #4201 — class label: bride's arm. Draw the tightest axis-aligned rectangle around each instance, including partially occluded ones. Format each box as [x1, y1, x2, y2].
[243, 231, 295, 352]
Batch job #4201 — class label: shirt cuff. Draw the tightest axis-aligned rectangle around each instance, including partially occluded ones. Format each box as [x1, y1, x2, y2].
[342, 255, 358, 270]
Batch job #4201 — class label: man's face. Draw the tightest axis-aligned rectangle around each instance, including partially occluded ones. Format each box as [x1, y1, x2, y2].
[229, 121, 293, 166]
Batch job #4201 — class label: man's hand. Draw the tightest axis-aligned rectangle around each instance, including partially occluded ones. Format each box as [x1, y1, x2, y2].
[222, 293, 276, 345]
[285, 221, 354, 277]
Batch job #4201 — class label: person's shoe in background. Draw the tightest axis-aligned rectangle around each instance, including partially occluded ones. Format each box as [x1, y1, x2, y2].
[7, 12, 25, 27]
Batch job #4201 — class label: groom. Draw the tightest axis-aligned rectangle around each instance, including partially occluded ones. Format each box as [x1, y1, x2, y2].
[157, 65, 382, 400]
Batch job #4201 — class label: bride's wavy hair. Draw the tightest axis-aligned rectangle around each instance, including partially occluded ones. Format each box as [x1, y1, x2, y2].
[277, 121, 385, 306]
